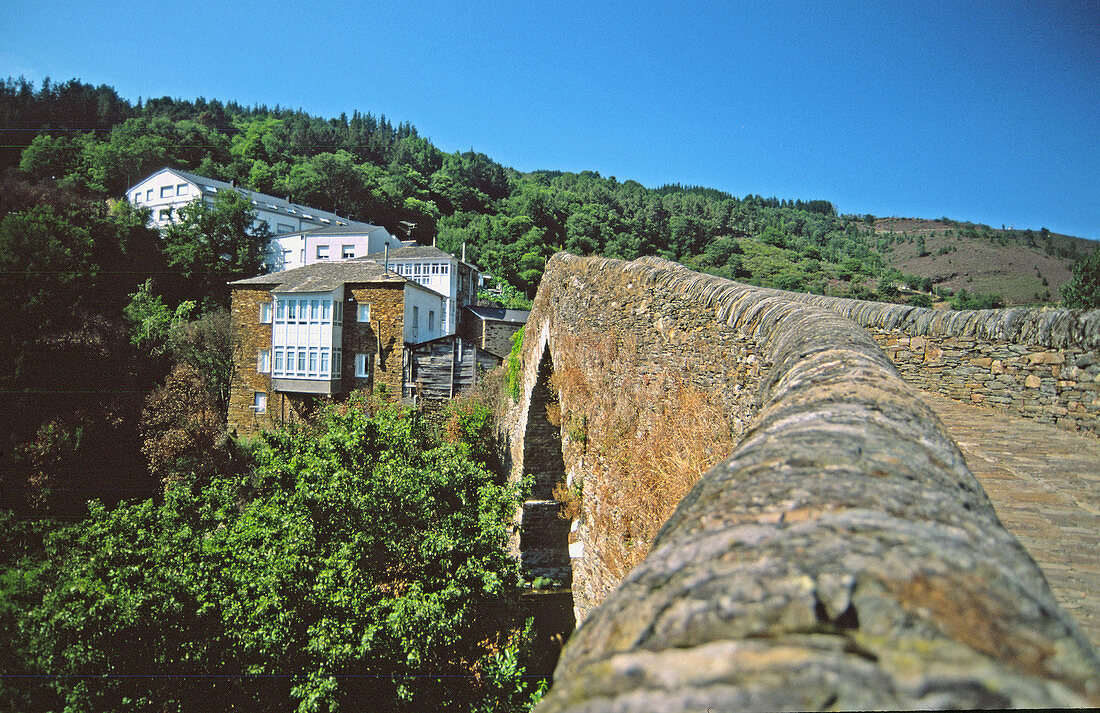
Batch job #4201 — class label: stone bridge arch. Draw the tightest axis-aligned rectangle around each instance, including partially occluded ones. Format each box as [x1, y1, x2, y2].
[509, 253, 1100, 711]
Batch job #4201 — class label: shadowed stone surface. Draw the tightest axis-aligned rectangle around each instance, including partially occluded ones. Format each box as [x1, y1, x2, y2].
[522, 254, 1100, 712]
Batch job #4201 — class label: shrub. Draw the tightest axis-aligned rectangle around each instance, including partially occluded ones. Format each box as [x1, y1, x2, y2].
[5, 404, 539, 712]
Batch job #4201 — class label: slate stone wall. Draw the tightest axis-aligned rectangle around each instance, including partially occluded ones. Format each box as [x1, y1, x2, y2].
[227, 286, 277, 434]
[515, 254, 1100, 711]
[346, 283, 405, 397]
[762, 290, 1100, 435]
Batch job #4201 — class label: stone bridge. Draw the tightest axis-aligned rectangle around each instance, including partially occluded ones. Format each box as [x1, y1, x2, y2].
[505, 253, 1100, 710]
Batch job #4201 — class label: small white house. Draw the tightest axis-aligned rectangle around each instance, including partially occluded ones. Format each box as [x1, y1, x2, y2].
[125, 168, 402, 271]
[271, 224, 408, 272]
[357, 245, 480, 335]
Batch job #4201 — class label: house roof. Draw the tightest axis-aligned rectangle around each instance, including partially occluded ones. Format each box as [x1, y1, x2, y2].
[298, 223, 393, 238]
[356, 244, 460, 261]
[230, 260, 406, 293]
[465, 305, 530, 324]
[136, 168, 379, 231]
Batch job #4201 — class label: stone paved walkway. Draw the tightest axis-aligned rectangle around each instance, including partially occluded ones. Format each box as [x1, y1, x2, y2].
[918, 389, 1100, 652]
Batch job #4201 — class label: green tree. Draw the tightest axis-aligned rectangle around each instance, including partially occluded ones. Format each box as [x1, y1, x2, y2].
[162, 191, 271, 304]
[7, 403, 541, 712]
[1061, 249, 1100, 309]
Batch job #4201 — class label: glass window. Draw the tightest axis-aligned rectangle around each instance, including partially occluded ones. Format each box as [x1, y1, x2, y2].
[441, 263, 449, 275]
[334, 348, 342, 374]
[320, 350, 330, 375]
[146, 189, 153, 201]
[299, 300, 308, 322]
[309, 349, 318, 374]
[412, 306, 418, 328]
[355, 353, 370, 377]
[432, 263, 439, 275]
[322, 300, 331, 321]
[177, 183, 189, 195]
[277, 223, 294, 234]
[287, 300, 296, 321]
[428, 310, 434, 331]
[253, 392, 267, 413]
[358, 303, 370, 322]
[274, 349, 284, 374]
[310, 300, 319, 321]
[334, 300, 342, 324]
[316, 245, 329, 260]
[258, 349, 271, 373]
[134, 191, 143, 204]
[260, 302, 272, 323]
[297, 350, 306, 373]
[160, 186, 173, 198]
[276, 299, 286, 322]
[342, 245, 355, 259]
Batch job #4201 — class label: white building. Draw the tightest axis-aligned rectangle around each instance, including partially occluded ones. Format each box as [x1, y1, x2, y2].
[125, 168, 403, 271]
[272, 224, 410, 272]
[357, 245, 480, 335]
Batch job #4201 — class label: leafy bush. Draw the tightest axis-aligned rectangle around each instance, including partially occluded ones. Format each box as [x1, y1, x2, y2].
[507, 327, 525, 403]
[3, 404, 540, 712]
[1062, 249, 1100, 309]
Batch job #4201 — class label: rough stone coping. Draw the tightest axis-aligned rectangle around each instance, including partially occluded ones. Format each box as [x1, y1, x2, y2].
[619, 254, 1100, 349]
[534, 253, 1100, 711]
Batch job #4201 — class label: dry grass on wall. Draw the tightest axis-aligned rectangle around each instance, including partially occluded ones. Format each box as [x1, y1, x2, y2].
[549, 331, 738, 581]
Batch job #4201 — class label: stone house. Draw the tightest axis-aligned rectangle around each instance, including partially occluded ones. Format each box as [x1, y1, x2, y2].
[227, 260, 445, 434]
[460, 305, 529, 358]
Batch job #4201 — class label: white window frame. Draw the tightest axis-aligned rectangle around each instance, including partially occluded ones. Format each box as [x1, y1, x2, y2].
[177, 183, 189, 196]
[260, 302, 272, 323]
[355, 353, 371, 378]
[316, 245, 330, 260]
[258, 349, 271, 373]
[358, 303, 370, 322]
[342, 244, 355, 259]
[160, 185, 173, 198]
[252, 391, 267, 413]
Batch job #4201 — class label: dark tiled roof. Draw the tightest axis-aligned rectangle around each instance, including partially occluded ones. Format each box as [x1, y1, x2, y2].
[466, 305, 530, 323]
[155, 168, 377, 230]
[230, 260, 404, 293]
[356, 244, 459, 261]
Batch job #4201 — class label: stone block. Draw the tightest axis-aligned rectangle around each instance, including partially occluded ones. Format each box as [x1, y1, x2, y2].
[1029, 351, 1066, 365]
[1025, 374, 1042, 388]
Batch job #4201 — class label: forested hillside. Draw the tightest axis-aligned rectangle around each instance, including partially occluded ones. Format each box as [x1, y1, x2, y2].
[5, 77, 1092, 304]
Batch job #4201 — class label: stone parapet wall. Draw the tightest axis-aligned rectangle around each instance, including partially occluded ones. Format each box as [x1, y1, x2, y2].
[754, 288, 1100, 434]
[519, 254, 1100, 711]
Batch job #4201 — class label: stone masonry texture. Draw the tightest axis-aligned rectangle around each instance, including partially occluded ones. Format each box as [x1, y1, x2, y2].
[513, 254, 1100, 711]
[227, 282, 406, 435]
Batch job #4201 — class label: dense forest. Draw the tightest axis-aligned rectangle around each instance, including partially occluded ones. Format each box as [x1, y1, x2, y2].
[1, 76, 1098, 711]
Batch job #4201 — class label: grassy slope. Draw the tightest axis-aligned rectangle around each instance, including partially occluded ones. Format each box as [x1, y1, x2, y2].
[872, 218, 1096, 305]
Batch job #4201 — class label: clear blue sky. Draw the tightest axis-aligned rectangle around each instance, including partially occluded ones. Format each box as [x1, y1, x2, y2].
[2, 0, 1098, 239]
